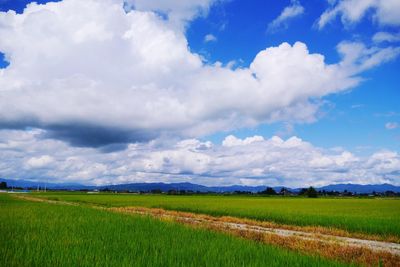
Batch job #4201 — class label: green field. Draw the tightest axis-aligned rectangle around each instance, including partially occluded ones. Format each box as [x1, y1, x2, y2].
[0, 194, 348, 267]
[35, 193, 400, 238]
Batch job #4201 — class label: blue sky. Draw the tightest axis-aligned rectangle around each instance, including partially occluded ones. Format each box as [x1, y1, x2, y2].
[0, 0, 399, 186]
[185, 0, 400, 152]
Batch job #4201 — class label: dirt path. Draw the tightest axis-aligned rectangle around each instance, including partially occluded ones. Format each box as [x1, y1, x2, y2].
[113, 207, 400, 266]
[13, 194, 400, 266]
[114, 206, 400, 256]
[14, 194, 79, 206]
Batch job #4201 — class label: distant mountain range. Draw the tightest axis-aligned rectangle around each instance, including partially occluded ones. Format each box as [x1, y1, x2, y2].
[102, 182, 270, 193]
[317, 183, 400, 194]
[0, 178, 95, 190]
[1, 178, 400, 193]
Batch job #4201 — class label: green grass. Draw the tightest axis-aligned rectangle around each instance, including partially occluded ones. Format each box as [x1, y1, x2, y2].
[0, 194, 347, 267]
[35, 193, 400, 238]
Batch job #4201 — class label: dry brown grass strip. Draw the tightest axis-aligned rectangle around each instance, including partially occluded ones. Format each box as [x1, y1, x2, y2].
[208, 225, 400, 267]
[12, 194, 79, 206]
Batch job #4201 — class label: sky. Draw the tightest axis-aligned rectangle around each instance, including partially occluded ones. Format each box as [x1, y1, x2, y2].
[0, 0, 399, 187]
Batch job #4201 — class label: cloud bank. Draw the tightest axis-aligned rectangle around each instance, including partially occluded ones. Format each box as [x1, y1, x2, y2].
[1, 129, 399, 187]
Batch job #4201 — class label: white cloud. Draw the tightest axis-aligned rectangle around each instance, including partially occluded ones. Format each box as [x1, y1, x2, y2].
[267, 0, 304, 32]
[0, 0, 398, 151]
[222, 135, 264, 147]
[25, 155, 54, 169]
[0, 0, 382, 149]
[123, 0, 220, 29]
[0, 0, 398, 188]
[336, 41, 400, 73]
[204, 33, 217, 43]
[1, 129, 399, 187]
[373, 32, 400, 43]
[385, 122, 399, 130]
[318, 0, 400, 29]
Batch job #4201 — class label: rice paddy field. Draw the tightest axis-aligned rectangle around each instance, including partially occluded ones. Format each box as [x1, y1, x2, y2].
[0, 194, 348, 267]
[34, 193, 400, 239]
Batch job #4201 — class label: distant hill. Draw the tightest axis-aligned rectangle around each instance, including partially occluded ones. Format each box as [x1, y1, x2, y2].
[1, 178, 399, 193]
[0, 179, 281, 193]
[100, 182, 400, 193]
[317, 183, 400, 194]
[0, 178, 94, 190]
[210, 185, 273, 193]
[103, 182, 272, 193]
[102, 182, 211, 192]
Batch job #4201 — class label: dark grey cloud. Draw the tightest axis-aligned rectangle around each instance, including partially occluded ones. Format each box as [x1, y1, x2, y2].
[42, 124, 153, 149]
[0, 120, 154, 151]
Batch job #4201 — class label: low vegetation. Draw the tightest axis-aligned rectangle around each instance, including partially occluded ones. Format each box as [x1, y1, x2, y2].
[0, 194, 347, 267]
[34, 192, 400, 239]
[113, 206, 400, 267]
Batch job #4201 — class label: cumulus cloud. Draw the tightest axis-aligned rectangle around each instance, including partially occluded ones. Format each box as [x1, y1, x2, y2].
[1, 129, 399, 187]
[0, 0, 398, 151]
[267, 0, 304, 32]
[318, 0, 400, 29]
[222, 135, 264, 147]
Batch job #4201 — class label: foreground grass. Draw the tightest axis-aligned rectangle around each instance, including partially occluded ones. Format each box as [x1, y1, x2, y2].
[35, 193, 400, 239]
[0, 194, 347, 267]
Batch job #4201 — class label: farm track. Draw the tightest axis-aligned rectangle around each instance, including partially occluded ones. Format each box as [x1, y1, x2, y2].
[13, 194, 400, 266]
[114, 207, 400, 256]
